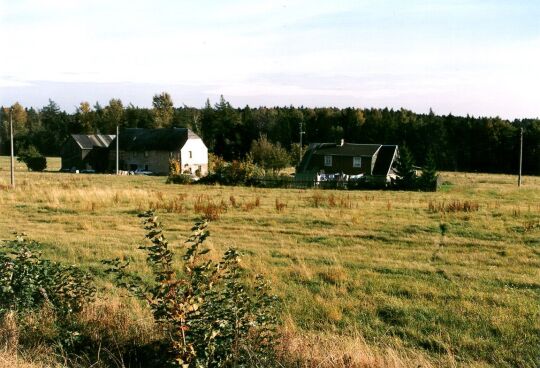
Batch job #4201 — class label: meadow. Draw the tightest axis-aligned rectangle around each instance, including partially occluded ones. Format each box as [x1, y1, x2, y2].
[0, 156, 539, 367]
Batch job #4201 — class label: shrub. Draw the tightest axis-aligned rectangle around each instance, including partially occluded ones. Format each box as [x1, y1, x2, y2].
[17, 145, 47, 172]
[169, 158, 181, 176]
[166, 174, 193, 184]
[248, 135, 291, 173]
[0, 235, 95, 316]
[202, 158, 265, 186]
[103, 212, 279, 367]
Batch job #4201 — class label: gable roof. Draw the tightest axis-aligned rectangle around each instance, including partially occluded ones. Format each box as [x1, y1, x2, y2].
[116, 128, 201, 151]
[313, 143, 381, 157]
[297, 141, 399, 176]
[298, 142, 382, 172]
[71, 134, 116, 149]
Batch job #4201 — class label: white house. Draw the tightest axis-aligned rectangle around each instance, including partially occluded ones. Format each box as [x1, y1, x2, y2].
[109, 128, 208, 176]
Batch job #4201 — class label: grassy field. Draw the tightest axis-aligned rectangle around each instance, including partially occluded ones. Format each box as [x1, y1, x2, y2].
[0, 156, 539, 367]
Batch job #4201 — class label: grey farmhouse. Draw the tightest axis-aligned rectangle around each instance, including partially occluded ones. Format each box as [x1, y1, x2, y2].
[61, 128, 208, 176]
[296, 140, 399, 183]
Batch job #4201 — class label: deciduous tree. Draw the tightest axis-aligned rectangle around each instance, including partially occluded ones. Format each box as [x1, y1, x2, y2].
[152, 92, 174, 128]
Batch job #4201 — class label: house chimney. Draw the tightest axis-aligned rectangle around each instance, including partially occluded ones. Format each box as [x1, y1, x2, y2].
[340, 139, 345, 146]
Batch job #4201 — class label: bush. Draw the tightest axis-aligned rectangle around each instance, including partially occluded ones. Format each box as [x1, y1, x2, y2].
[169, 158, 181, 176]
[103, 212, 279, 367]
[166, 174, 193, 184]
[248, 135, 291, 173]
[201, 158, 265, 186]
[0, 235, 95, 316]
[17, 145, 47, 172]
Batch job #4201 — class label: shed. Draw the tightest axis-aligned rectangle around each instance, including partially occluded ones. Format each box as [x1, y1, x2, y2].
[60, 134, 115, 172]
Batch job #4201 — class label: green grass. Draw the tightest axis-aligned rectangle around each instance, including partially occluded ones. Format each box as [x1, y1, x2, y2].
[0, 156, 539, 367]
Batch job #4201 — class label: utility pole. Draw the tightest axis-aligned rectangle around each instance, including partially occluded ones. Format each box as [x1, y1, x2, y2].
[518, 126, 523, 187]
[299, 120, 305, 165]
[9, 109, 15, 188]
[116, 124, 119, 175]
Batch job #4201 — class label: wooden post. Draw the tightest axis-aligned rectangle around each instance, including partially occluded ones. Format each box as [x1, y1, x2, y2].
[10, 110, 15, 188]
[116, 124, 119, 175]
[518, 127, 523, 187]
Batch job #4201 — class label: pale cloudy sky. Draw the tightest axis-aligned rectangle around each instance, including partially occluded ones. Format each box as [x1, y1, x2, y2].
[1, 0, 539, 118]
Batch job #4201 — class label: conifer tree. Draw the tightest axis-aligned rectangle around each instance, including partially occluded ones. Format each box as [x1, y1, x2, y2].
[395, 145, 417, 190]
[419, 151, 438, 191]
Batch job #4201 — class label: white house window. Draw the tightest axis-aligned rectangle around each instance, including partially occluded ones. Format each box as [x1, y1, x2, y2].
[189, 150, 193, 159]
[353, 156, 362, 168]
[324, 155, 332, 167]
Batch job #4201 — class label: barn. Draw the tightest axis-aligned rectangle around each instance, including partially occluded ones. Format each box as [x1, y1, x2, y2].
[109, 128, 208, 176]
[296, 140, 398, 182]
[60, 134, 116, 172]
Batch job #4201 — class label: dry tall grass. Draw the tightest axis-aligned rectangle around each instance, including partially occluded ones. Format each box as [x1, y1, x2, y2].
[0, 159, 539, 367]
[279, 330, 454, 368]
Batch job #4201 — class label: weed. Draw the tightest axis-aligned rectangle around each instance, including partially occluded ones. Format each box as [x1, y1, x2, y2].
[308, 192, 325, 208]
[103, 212, 279, 367]
[428, 200, 479, 213]
[275, 198, 287, 212]
[194, 195, 227, 220]
[328, 194, 337, 208]
[113, 192, 120, 204]
[148, 195, 186, 213]
[339, 195, 353, 209]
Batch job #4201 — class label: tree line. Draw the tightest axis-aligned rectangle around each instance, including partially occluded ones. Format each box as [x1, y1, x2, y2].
[1, 93, 539, 174]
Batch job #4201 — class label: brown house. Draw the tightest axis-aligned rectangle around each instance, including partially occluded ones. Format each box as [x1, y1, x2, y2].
[108, 128, 208, 176]
[60, 134, 116, 172]
[296, 140, 398, 181]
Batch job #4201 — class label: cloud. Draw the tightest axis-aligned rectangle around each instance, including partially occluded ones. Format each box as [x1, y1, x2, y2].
[0, 0, 539, 118]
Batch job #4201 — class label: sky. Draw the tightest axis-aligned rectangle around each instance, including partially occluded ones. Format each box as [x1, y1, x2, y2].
[0, 0, 539, 119]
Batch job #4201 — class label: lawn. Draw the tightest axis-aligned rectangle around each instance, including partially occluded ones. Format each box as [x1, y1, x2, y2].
[0, 156, 539, 367]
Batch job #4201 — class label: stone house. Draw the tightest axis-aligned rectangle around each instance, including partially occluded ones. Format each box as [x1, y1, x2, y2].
[109, 128, 208, 176]
[296, 140, 398, 182]
[60, 134, 116, 172]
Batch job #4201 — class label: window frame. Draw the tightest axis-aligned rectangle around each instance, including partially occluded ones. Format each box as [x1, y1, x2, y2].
[324, 155, 332, 167]
[353, 156, 362, 168]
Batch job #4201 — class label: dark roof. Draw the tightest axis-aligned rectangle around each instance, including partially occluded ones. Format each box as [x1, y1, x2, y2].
[313, 143, 381, 157]
[297, 143, 381, 173]
[372, 145, 398, 176]
[71, 134, 115, 149]
[297, 142, 398, 176]
[115, 128, 201, 151]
